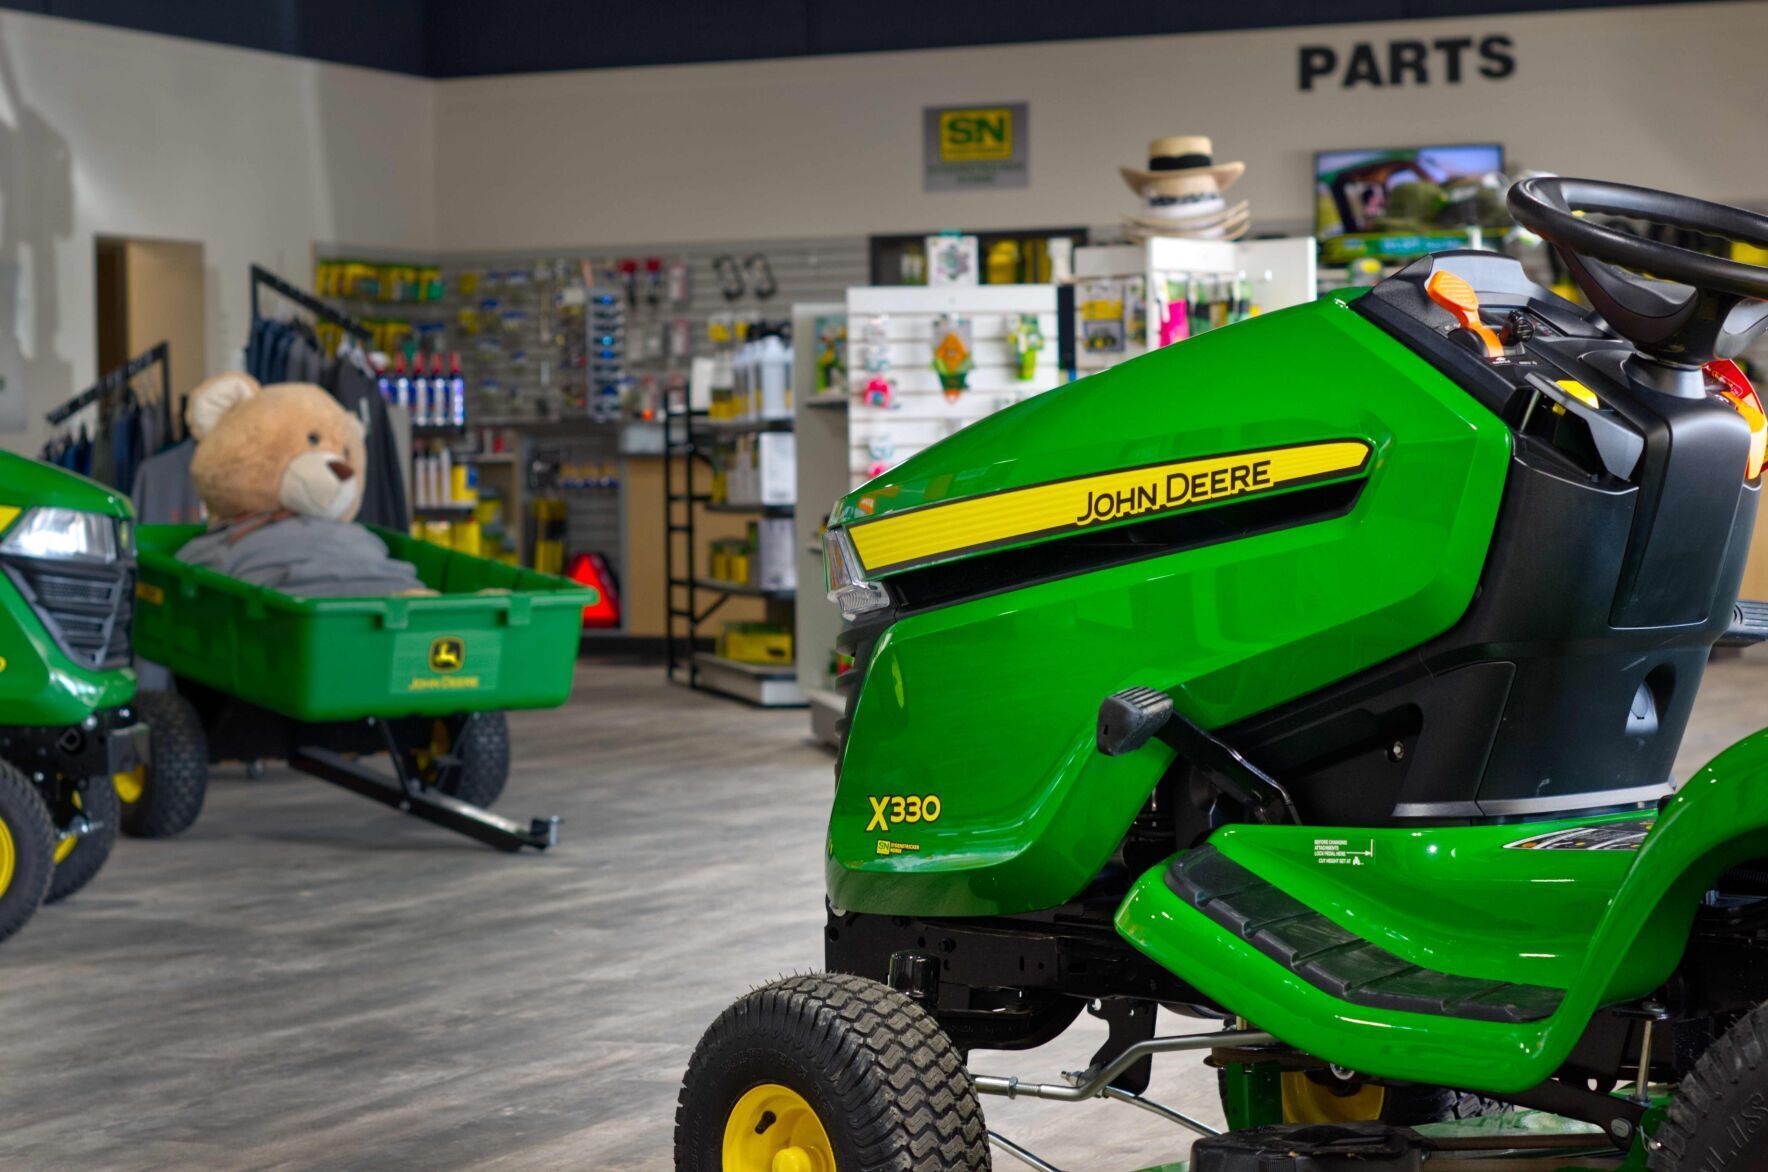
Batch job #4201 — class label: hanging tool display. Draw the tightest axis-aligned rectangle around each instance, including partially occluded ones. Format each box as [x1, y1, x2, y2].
[1007, 314, 1044, 380]
[931, 313, 974, 401]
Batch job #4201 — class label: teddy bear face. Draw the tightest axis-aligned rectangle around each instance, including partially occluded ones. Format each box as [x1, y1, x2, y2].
[187, 374, 367, 523]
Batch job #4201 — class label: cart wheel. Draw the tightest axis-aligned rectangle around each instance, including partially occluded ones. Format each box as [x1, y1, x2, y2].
[675, 972, 989, 1172]
[0, 761, 55, 944]
[1653, 1003, 1768, 1171]
[422, 713, 509, 809]
[46, 776, 118, 904]
[123, 690, 209, 839]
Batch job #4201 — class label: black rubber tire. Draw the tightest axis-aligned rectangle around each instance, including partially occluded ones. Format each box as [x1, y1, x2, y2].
[675, 972, 990, 1171]
[434, 712, 508, 809]
[123, 689, 209, 839]
[0, 761, 55, 944]
[1379, 1083, 1503, 1125]
[1652, 1003, 1768, 1171]
[45, 775, 118, 904]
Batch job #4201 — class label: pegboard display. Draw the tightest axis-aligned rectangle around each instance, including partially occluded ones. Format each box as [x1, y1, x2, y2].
[844, 285, 1060, 488]
[445, 239, 868, 424]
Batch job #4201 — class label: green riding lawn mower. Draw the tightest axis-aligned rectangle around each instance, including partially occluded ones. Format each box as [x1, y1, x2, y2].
[677, 178, 1768, 1172]
[0, 454, 147, 943]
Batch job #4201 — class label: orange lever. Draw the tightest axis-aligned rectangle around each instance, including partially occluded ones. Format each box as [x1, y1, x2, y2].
[1425, 270, 1503, 359]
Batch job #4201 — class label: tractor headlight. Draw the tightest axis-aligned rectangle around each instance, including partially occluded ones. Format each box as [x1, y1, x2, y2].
[0, 507, 121, 563]
[824, 527, 889, 621]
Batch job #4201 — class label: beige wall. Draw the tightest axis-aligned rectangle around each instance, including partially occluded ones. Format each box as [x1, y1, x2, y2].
[0, 10, 436, 452]
[434, 2, 1768, 250]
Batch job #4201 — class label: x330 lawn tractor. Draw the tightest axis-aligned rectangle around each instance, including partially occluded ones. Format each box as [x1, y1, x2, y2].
[0, 454, 148, 943]
[677, 179, 1768, 1172]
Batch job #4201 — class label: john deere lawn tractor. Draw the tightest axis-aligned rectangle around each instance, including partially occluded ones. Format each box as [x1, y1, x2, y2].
[0, 454, 147, 943]
[677, 178, 1768, 1172]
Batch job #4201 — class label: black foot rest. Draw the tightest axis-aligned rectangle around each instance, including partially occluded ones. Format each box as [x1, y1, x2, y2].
[1719, 599, 1768, 647]
[1166, 847, 1564, 1024]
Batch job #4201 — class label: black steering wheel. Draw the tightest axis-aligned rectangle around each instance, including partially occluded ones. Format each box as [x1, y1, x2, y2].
[1507, 177, 1768, 368]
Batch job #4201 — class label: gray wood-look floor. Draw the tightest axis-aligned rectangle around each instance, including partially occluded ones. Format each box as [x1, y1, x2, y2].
[2, 654, 1766, 1171]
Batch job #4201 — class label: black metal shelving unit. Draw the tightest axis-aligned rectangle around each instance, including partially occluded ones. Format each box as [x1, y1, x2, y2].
[663, 393, 802, 707]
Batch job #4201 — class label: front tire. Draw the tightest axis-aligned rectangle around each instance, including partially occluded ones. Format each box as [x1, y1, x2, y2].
[675, 972, 990, 1171]
[0, 761, 55, 944]
[1653, 1003, 1768, 1171]
[122, 689, 209, 838]
[46, 775, 118, 904]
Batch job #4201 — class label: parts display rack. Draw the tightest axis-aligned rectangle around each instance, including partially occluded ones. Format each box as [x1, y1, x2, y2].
[663, 398, 803, 708]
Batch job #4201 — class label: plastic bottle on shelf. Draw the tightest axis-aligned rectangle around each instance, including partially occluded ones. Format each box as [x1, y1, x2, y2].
[376, 360, 393, 403]
[412, 353, 432, 427]
[758, 330, 790, 419]
[392, 354, 411, 412]
[448, 352, 467, 427]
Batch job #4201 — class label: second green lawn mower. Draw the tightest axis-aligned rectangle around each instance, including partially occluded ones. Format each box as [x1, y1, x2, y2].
[0, 455, 144, 944]
[677, 178, 1768, 1172]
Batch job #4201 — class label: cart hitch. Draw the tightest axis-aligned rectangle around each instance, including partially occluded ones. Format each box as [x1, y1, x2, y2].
[285, 717, 561, 853]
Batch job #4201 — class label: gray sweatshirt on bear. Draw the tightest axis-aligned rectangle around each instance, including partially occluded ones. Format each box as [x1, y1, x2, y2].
[178, 516, 427, 598]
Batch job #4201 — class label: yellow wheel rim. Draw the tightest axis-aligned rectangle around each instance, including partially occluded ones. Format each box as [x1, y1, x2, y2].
[722, 1083, 836, 1172]
[1282, 1071, 1386, 1124]
[53, 792, 81, 865]
[0, 812, 14, 897]
[412, 720, 450, 782]
[113, 766, 146, 806]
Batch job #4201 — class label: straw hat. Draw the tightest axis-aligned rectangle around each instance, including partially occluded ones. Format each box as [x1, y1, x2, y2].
[1124, 171, 1252, 241]
[1119, 135, 1246, 194]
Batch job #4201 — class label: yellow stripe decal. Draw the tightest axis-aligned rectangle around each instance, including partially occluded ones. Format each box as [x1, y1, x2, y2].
[848, 440, 1372, 574]
[0, 505, 18, 537]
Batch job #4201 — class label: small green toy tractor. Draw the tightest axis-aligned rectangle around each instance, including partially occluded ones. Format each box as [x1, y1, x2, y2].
[678, 179, 1768, 1171]
[0, 453, 149, 943]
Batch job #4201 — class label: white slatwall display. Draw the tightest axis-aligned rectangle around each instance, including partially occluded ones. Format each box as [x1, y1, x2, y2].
[844, 285, 1061, 489]
[1072, 237, 1317, 375]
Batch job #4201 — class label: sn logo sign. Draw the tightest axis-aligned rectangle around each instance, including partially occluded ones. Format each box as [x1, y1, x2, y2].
[939, 108, 1014, 163]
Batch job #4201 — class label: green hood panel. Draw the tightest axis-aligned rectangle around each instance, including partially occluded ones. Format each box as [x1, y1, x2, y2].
[0, 451, 134, 520]
[835, 294, 1393, 576]
[1115, 728, 1768, 1093]
[827, 296, 1511, 917]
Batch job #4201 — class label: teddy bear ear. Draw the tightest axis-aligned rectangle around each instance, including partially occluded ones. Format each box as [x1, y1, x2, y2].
[186, 372, 261, 440]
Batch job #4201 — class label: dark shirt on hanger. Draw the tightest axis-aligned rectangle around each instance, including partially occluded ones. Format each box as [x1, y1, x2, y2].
[326, 356, 409, 530]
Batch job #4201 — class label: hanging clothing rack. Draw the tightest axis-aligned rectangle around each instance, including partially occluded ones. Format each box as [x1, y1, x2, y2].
[47, 341, 172, 434]
[250, 264, 373, 341]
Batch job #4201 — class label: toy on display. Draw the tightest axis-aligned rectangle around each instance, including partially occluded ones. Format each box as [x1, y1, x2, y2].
[929, 313, 974, 400]
[678, 179, 1768, 1172]
[177, 373, 430, 597]
[1120, 134, 1251, 241]
[865, 434, 896, 479]
[1006, 313, 1044, 379]
[859, 374, 895, 410]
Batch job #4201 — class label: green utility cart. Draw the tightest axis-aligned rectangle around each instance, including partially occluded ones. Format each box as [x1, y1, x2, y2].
[129, 524, 596, 852]
[0, 453, 145, 944]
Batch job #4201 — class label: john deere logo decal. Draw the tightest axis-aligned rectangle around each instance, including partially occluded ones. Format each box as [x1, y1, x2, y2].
[429, 637, 465, 673]
[846, 439, 1372, 574]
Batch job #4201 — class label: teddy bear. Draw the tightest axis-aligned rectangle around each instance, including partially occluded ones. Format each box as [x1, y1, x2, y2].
[175, 372, 432, 597]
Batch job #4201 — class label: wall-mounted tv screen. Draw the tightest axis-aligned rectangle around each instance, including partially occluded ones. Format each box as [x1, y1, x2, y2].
[1315, 144, 1507, 267]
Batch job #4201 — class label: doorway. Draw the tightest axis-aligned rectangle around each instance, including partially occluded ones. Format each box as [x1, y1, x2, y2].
[94, 235, 205, 417]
